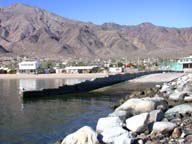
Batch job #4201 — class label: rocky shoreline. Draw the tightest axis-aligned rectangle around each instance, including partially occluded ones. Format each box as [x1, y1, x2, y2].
[56, 73, 192, 144]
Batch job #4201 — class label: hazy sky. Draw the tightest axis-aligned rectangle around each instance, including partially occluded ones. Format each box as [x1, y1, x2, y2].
[0, 0, 191, 28]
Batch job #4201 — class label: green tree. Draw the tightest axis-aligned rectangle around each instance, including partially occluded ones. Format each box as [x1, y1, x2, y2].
[40, 61, 54, 69]
[117, 62, 124, 67]
[137, 64, 146, 71]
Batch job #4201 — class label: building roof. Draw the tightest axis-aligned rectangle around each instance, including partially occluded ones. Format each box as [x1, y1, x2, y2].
[178, 56, 192, 64]
[19, 61, 39, 65]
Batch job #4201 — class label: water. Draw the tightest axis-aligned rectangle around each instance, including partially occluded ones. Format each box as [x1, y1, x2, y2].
[0, 78, 125, 144]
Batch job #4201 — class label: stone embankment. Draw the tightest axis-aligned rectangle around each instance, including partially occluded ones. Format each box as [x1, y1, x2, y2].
[56, 74, 192, 144]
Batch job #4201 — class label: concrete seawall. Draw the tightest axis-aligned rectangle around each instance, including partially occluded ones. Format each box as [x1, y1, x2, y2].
[21, 71, 166, 99]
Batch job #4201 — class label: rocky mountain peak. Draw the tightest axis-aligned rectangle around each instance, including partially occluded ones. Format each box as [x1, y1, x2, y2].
[8, 3, 35, 12]
[137, 22, 155, 28]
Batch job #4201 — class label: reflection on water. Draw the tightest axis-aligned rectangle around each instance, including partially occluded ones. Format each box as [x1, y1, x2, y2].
[19, 78, 87, 91]
[19, 79, 39, 91]
[0, 78, 123, 144]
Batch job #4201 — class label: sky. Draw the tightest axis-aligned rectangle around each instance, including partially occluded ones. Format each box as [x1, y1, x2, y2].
[0, 0, 191, 28]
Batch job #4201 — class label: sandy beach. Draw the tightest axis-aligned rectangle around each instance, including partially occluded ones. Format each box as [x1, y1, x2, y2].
[0, 73, 109, 79]
[129, 72, 184, 83]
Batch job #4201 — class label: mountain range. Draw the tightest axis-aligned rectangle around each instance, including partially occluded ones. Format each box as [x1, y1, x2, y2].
[0, 3, 192, 60]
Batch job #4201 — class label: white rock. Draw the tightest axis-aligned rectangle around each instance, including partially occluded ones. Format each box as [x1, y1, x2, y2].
[165, 104, 192, 115]
[155, 84, 161, 88]
[171, 81, 176, 87]
[100, 126, 133, 144]
[126, 112, 149, 133]
[150, 95, 165, 102]
[184, 96, 192, 102]
[160, 83, 171, 93]
[116, 98, 156, 115]
[96, 117, 122, 133]
[109, 110, 130, 121]
[160, 83, 175, 96]
[142, 96, 168, 111]
[152, 122, 176, 134]
[177, 84, 185, 91]
[183, 84, 192, 92]
[61, 126, 98, 144]
[113, 132, 133, 144]
[168, 90, 186, 101]
[138, 139, 144, 144]
[148, 110, 164, 123]
[177, 79, 190, 91]
[179, 75, 190, 85]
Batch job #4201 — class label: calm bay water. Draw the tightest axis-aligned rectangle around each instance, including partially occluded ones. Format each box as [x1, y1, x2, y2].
[0, 78, 125, 144]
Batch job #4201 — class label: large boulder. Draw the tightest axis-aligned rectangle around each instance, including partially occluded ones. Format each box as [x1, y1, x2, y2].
[149, 95, 165, 102]
[168, 90, 186, 101]
[61, 126, 98, 144]
[126, 112, 149, 133]
[151, 122, 176, 134]
[184, 96, 192, 102]
[96, 117, 122, 133]
[160, 83, 172, 93]
[116, 98, 156, 115]
[165, 104, 192, 116]
[143, 96, 168, 111]
[148, 110, 164, 124]
[176, 83, 185, 91]
[112, 132, 133, 144]
[109, 110, 130, 121]
[176, 76, 191, 91]
[100, 126, 133, 144]
[170, 81, 177, 87]
[182, 83, 192, 92]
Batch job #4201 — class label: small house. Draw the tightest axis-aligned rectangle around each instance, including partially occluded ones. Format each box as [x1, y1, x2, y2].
[178, 56, 192, 72]
[18, 61, 40, 74]
[0, 67, 8, 74]
[108, 67, 123, 73]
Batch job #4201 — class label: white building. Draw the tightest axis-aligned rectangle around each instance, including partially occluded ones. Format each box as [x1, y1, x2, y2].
[108, 67, 123, 74]
[178, 56, 192, 72]
[0, 67, 9, 73]
[18, 61, 40, 74]
[55, 68, 64, 74]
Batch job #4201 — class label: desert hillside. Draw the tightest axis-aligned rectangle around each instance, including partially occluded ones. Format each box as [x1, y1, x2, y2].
[0, 3, 192, 60]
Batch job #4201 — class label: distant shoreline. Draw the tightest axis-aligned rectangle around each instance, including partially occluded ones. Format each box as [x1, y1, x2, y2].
[0, 73, 109, 79]
[0, 73, 184, 82]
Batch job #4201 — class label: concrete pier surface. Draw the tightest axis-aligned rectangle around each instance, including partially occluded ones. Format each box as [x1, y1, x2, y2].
[129, 72, 184, 83]
[20, 71, 178, 98]
[15, 71, 184, 98]
[93, 72, 185, 95]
